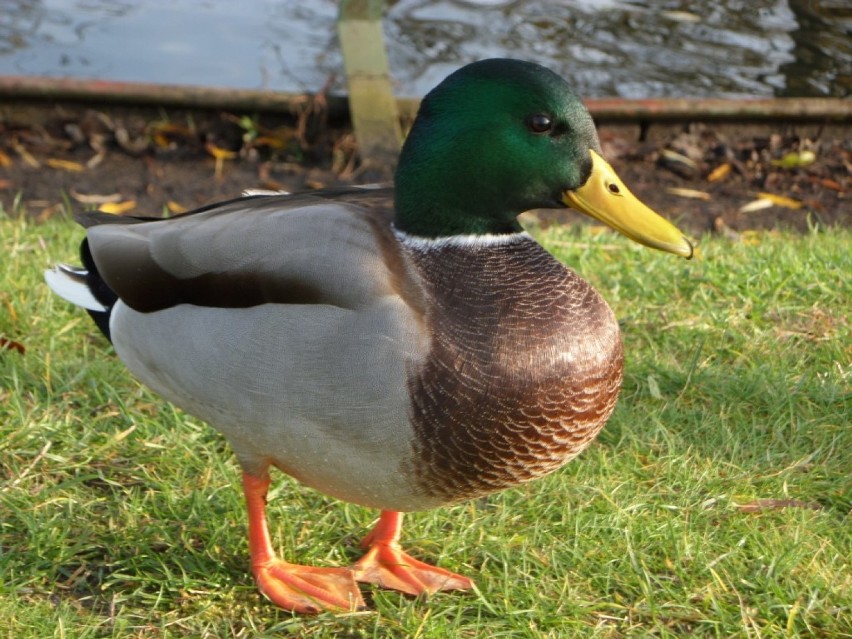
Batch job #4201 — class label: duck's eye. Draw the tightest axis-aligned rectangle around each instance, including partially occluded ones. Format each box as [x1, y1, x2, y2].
[526, 113, 553, 134]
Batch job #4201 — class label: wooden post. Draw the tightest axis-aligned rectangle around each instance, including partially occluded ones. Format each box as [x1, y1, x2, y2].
[337, 0, 402, 177]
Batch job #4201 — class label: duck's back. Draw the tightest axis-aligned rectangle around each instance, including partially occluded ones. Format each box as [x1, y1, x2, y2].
[84, 189, 405, 313]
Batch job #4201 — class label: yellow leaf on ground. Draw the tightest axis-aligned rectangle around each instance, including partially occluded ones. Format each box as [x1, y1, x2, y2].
[757, 192, 803, 209]
[46, 158, 86, 172]
[771, 150, 816, 169]
[707, 163, 731, 182]
[205, 143, 238, 160]
[0, 149, 12, 168]
[98, 200, 137, 214]
[167, 200, 188, 214]
[666, 187, 712, 201]
[205, 143, 237, 180]
[151, 123, 193, 148]
[253, 135, 289, 149]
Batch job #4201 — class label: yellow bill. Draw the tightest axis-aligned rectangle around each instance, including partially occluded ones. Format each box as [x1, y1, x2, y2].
[563, 149, 694, 259]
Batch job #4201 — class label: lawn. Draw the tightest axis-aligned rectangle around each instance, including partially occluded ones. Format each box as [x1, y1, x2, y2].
[1, 208, 849, 638]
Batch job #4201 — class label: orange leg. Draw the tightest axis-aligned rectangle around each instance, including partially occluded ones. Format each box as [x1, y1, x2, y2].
[242, 472, 364, 614]
[351, 510, 474, 596]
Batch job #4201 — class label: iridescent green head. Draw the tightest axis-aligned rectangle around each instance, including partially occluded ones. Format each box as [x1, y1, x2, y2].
[394, 58, 692, 258]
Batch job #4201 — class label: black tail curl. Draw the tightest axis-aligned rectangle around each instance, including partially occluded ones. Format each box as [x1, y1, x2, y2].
[81, 238, 118, 341]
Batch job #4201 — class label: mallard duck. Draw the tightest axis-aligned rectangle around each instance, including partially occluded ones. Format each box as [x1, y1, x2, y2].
[45, 58, 693, 614]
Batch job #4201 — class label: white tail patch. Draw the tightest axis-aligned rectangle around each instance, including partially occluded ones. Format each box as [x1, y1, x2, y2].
[44, 265, 108, 312]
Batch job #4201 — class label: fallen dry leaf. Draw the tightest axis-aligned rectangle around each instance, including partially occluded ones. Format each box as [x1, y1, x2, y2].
[739, 198, 774, 213]
[736, 499, 822, 513]
[666, 187, 712, 201]
[660, 148, 699, 168]
[151, 123, 194, 148]
[809, 176, 843, 192]
[771, 150, 816, 169]
[252, 135, 288, 150]
[249, 125, 295, 150]
[11, 139, 40, 168]
[98, 200, 137, 215]
[707, 162, 731, 182]
[70, 189, 123, 205]
[46, 158, 86, 172]
[758, 192, 803, 209]
[0, 148, 12, 168]
[166, 200, 188, 214]
[114, 126, 149, 155]
[206, 143, 238, 180]
[87, 149, 107, 169]
[660, 10, 701, 22]
[205, 143, 238, 160]
[0, 337, 25, 355]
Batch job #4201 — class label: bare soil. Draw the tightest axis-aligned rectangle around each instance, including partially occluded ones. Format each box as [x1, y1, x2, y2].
[1, 102, 849, 236]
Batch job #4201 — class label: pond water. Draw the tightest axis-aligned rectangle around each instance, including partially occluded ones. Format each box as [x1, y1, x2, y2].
[0, 0, 849, 99]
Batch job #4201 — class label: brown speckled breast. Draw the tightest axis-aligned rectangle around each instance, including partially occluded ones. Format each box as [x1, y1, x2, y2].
[402, 235, 623, 503]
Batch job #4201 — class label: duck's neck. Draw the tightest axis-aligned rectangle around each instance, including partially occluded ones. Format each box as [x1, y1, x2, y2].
[393, 201, 524, 238]
[392, 114, 529, 238]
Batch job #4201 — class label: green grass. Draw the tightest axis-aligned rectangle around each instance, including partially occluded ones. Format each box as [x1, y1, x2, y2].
[1, 208, 849, 638]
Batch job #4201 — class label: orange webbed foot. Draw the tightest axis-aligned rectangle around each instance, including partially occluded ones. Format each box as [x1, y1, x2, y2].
[243, 472, 364, 614]
[351, 511, 474, 596]
[253, 558, 364, 614]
